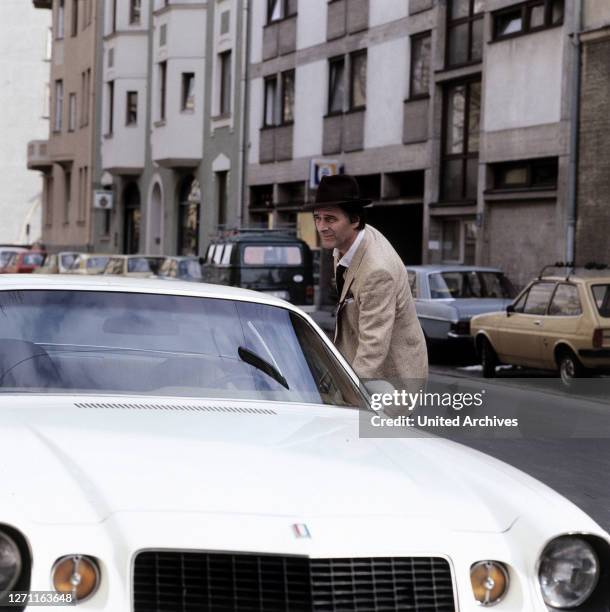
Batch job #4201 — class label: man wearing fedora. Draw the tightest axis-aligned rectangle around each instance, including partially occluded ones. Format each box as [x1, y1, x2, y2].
[304, 174, 428, 385]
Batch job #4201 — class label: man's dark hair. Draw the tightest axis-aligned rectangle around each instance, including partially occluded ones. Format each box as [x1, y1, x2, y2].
[344, 206, 366, 231]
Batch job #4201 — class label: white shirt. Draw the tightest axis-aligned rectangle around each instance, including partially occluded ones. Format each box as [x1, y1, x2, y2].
[334, 228, 365, 269]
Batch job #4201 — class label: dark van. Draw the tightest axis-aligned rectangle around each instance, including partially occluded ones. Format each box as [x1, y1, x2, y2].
[202, 232, 314, 307]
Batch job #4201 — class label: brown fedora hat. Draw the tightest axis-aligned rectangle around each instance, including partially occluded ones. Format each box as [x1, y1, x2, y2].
[302, 174, 372, 211]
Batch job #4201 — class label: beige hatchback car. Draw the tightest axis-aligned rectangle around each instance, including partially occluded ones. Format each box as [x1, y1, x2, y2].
[471, 269, 610, 384]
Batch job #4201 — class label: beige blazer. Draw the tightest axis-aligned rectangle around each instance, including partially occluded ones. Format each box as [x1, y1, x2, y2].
[334, 225, 428, 383]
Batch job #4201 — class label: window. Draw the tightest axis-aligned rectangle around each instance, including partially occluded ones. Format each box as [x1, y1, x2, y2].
[71, 0, 78, 36]
[522, 282, 555, 315]
[492, 158, 558, 190]
[54, 80, 63, 131]
[129, 0, 141, 24]
[592, 285, 610, 318]
[111, 0, 117, 33]
[159, 61, 167, 121]
[43, 83, 50, 119]
[493, 0, 564, 41]
[446, 0, 484, 68]
[68, 93, 76, 131]
[410, 32, 431, 98]
[56, 0, 65, 39]
[281, 70, 295, 124]
[107, 81, 114, 134]
[159, 23, 167, 46]
[549, 284, 582, 316]
[441, 79, 481, 201]
[126, 91, 138, 125]
[108, 48, 114, 68]
[219, 51, 232, 116]
[45, 27, 53, 60]
[181, 73, 195, 111]
[217, 171, 228, 227]
[64, 168, 71, 223]
[45, 176, 54, 226]
[328, 56, 345, 114]
[349, 51, 367, 110]
[220, 10, 230, 34]
[267, 0, 296, 23]
[263, 76, 277, 127]
[83, 69, 91, 125]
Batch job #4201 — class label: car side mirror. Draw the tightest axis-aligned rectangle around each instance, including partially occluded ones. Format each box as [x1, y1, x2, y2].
[506, 304, 515, 317]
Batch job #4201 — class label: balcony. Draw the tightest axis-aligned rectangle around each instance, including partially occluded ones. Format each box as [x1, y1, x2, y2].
[27, 140, 52, 171]
[32, 0, 52, 9]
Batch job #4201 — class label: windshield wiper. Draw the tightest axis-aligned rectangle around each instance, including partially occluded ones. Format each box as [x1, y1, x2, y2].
[238, 346, 289, 390]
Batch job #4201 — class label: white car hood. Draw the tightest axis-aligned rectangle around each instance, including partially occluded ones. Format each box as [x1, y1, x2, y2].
[0, 395, 572, 533]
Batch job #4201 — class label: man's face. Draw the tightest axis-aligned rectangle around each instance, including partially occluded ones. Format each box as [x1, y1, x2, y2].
[313, 206, 360, 253]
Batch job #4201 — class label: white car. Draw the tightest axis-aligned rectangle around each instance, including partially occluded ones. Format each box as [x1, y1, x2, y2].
[0, 275, 608, 611]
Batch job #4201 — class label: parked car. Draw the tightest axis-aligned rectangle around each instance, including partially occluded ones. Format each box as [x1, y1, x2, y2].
[471, 265, 610, 384]
[35, 251, 79, 274]
[0, 274, 608, 609]
[156, 256, 204, 281]
[406, 265, 516, 349]
[65, 253, 111, 275]
[102, 255, 166, 277]
[0, 249, 46, 274]
[203, 232, 314, 307]
[0, 246, 27, 273]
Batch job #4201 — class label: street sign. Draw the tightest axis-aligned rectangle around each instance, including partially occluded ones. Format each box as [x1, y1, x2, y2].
[309, 159, 343, 189]
[93, 190, 113, 210]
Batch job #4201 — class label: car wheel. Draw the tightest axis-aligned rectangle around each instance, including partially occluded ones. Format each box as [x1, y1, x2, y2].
[557, 349, 584, 388]
[480, 338, 497, 378]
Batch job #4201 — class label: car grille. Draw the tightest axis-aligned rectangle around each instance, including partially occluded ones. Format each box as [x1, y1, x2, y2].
[133, 551, 455, 612]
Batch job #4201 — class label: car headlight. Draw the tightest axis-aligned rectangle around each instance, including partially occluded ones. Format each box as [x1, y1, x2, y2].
[52, 555, 100, 603]
[0, 531, 22, 596]
[539, 536, 599, 608]
[470, 561, 509, 605]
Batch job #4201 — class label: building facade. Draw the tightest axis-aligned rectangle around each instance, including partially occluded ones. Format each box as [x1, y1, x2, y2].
[28, 0, 103, 252]
[98, 0, 248, 256]
[246, 0, 576, 289]
[3, 0, 51, 244]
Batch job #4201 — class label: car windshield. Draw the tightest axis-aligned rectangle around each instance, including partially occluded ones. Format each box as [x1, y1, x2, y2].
[127, 257, 165, 274]
[0, 252, 20, 267]
[242, 245, 303, 266]
[0, 290, 366, 409]
[591, 284, 610, 318]
[22, 253, 44, 266]
[429, 271, 515, 299]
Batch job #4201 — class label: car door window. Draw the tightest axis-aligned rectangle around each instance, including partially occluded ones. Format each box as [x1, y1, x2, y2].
[213, 244, 225, 264]
[522, 282, 555, 315]
[406, 270, 418, 297]
[549, 284, 582, 316]
[512, 291, 528, 313]
[221, 244, 233, 265]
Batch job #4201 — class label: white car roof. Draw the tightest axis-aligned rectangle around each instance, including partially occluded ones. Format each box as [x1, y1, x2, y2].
[0, 274, 293, 310]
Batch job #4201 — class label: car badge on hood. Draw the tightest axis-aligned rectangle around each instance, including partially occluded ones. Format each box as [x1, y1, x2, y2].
[292, 523, 311, 539]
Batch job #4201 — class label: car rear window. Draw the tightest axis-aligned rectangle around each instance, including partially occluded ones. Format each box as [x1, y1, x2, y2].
[127, 257, 164, 274]
[22, 253, 44, 266]
[592, 284, 610, 318]
[429, 271, 514, 299]
[243, 245, 302, 266]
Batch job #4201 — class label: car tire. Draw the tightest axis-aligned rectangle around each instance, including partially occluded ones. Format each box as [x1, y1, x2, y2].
[480, 338, 497, 378]
[557, 349, 584, 389]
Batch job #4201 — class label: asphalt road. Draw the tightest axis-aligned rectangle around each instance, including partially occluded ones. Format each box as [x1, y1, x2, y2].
[429, 365, 610, 531]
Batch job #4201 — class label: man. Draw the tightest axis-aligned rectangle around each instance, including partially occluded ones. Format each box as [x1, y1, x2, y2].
[304, 174, 428, 384]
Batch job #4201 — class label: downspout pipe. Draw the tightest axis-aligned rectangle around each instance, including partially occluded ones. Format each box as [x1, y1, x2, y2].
[237, 0, 251, 228]
[566, 0, 582, 268]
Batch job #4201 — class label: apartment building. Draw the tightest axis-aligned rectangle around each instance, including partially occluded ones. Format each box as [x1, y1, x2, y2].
[99, 0, 248, 256]
[3, 0, 51, 244]
[246, 0, 576, 289]
[28, 0, 103, 251]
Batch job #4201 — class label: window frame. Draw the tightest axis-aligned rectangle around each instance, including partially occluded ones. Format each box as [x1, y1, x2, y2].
[492, 157, 559, 191]
[107, 80, 115, 135]
[521, 281, 557, 316]
[56, 0, 65, 40]
[129, 0, 141, 25]
[219, 50, 232, 117]
[409, 31, 432, 100]
[492, 0, 564, 42]
[266, 0, 297, 24]
[181, 72, 195, 112]
[440, 77, 481, 203]
[159, 61, 167, 122]
[54, 79, 64, 132]
[445, 0, 484, 69]
[263, 74, 278, 128]
[280, 69, 295, 125]
[71, 0, 78, 37]
[126, 91, 138, 126]
[68, 92, 77, 132]
[348, 50, 367, 112]
[327, 55, 345, 116]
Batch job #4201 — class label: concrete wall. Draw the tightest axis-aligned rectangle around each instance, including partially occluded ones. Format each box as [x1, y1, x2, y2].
[293, 61, 325, 159]
[2, 0, 51, 243]
[369, 0, 407, 28]
[484, 28, 563, 131]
